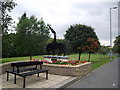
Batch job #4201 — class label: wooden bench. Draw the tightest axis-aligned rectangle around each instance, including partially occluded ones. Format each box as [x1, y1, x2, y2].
[6, 61, 49, 88]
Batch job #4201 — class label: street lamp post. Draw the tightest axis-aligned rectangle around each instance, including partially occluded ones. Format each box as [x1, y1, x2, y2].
[109, 6, 117, 58]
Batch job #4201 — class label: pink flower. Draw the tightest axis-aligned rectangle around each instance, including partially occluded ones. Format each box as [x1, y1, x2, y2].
[40, 60, 50, 63]
[65, 61, 70, 63]
[58, 60, 62, 62]
[46, 62, 50, 64]
[33, 58, 39, 61]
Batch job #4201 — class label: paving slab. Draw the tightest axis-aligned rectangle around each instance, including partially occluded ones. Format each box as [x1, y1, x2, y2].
[1, 73, 74, 89]
[50, 77, 77, 88]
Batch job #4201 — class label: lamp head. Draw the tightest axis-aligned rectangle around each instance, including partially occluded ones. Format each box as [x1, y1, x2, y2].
[113, 6, 117, 9]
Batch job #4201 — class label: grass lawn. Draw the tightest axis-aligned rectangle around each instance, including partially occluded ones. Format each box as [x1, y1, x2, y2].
[0, 53, 117, 70]
[68, 53, 116, 70]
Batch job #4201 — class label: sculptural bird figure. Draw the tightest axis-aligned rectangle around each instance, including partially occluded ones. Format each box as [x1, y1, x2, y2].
[46, 25, 66, 56]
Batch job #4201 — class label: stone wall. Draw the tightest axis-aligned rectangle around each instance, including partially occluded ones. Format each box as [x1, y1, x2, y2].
[42, 62, 92, 77]
[0, 62, 12, 75]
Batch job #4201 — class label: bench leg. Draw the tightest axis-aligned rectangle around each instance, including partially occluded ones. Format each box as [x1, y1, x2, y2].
[23, 77, 26, 88]
[38, 73, 39, 77]
[46, 71, 48, 80]
[7, 72, 9, 81]
[14, 74, 16, 84]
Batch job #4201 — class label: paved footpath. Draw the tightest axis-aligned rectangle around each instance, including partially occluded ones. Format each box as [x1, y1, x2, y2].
[67, 58, 119, 88]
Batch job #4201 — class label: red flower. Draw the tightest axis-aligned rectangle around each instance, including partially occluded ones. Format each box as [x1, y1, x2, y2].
[52, 61, 57, 63]
[82, 61, 86, 63]
[82, 47, 85, 49]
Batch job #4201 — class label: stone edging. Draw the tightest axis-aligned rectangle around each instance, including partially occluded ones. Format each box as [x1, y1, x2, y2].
[42, 62, 92, 76]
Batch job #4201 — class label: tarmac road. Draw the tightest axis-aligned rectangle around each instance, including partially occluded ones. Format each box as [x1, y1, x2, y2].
[67, 58, 119, 88]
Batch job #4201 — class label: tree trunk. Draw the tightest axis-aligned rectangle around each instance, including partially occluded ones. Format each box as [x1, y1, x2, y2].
[30, 51, 32, 60]
[30, 55, 32, 60]
[29, 44, 33, 60]
[99, 54, 102, 61]
[88, 53, 91, 62]
[78, 52, 81, 60]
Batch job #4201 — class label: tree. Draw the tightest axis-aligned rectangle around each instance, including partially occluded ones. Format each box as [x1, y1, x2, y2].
[99, 45, 109, 58]
[2, 33, 17, 57]
[0, 0, 17, 35]
[113, 35, 120, 56]
[16, 13, 50, 59]
[1, 0, 17, 58]
[81, 37, 100, 61]
[65, 24, 100, 61]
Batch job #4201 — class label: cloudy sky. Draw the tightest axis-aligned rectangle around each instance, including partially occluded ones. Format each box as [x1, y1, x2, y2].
[10, 0, 119, 46]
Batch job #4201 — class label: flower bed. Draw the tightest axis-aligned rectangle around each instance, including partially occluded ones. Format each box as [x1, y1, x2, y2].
[32, 59, 91, 77]
[33, 59, 87, 66]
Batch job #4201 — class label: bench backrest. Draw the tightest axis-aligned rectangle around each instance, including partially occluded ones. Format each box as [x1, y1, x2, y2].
[10, 61, 43, 74]
[11, 61, 43, 67]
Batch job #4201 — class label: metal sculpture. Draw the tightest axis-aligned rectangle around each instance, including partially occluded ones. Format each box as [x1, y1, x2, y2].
[46, 25, 66, 56]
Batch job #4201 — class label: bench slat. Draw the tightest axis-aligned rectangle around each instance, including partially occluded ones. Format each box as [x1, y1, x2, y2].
[11, 61, 43, 67]
[18, 69, 49, 77]
[6, 67, 37, 73]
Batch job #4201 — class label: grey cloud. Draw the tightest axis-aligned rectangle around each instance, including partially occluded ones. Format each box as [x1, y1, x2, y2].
[72, 2, 105, 16]
[10, 1, 119, 46]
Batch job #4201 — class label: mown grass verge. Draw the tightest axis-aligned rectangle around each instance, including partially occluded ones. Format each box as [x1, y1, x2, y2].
[0, 53, 117, 70]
